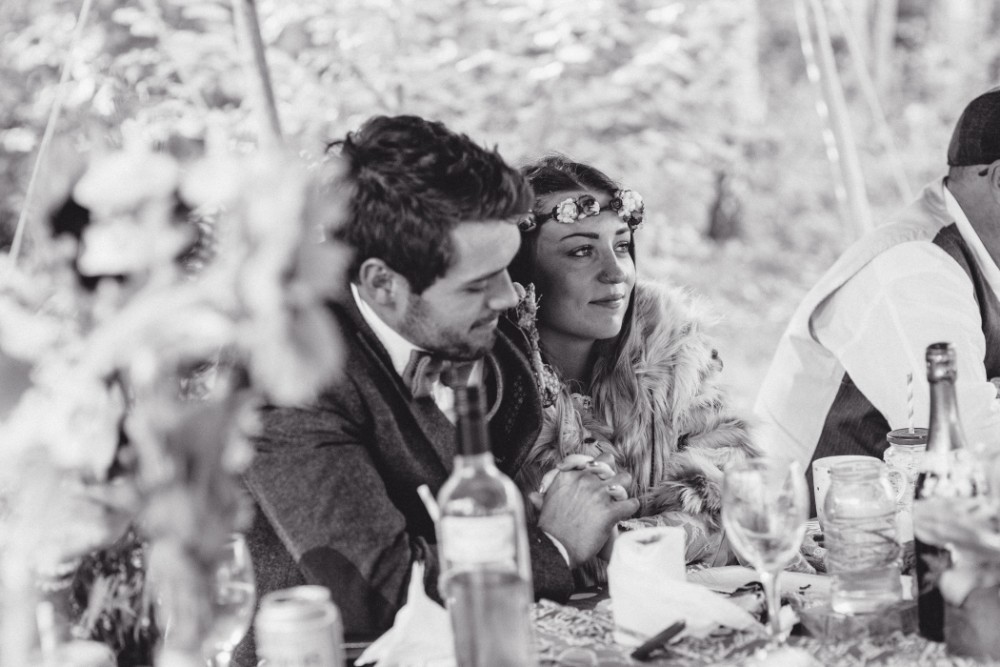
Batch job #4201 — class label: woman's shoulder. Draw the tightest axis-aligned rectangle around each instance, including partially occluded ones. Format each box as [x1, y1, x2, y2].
[631, 280, 720, 347]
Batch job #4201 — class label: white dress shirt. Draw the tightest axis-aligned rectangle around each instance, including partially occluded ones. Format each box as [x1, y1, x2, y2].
[811, 183, 1000, 446]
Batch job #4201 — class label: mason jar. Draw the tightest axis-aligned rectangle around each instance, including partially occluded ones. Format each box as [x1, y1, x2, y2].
[883, 427, 928, 543]
[824, 459, 903, 614]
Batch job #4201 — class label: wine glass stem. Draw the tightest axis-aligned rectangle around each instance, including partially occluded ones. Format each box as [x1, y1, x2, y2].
[759, 568, 783, 643]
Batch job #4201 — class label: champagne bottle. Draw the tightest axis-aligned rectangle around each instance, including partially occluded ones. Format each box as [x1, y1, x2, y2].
[914, 342, 981, 641]
[436, 384, 537, 667]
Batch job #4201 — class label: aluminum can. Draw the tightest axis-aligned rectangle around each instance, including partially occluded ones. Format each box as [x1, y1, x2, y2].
[255, 585, 344, 667]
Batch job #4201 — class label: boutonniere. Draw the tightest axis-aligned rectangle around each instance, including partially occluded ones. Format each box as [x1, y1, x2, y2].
[513, 282, 562, 408]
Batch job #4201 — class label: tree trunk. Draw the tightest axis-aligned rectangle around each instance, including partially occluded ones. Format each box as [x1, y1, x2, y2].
[706, 170, 743, 242]
[872, 0, 899, 95]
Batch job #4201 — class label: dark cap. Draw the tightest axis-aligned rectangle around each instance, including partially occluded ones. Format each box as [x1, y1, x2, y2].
[947, 88, 1000, 166]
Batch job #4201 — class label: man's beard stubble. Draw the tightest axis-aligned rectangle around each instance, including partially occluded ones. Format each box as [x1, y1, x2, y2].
[400, 293, 496, 361]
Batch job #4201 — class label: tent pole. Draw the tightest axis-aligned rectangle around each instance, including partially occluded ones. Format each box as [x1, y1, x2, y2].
[8, 0, 95, 264]
[231, 0, 283, 148]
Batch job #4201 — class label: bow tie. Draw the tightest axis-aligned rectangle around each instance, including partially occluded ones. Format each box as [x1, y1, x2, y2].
[401, 350, 475, 399]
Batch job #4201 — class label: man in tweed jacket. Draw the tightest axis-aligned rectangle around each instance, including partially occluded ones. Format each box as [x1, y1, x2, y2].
[234, 116, 638, 664]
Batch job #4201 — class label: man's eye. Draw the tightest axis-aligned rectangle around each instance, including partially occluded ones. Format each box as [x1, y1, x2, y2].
[466, 284, 487, 293]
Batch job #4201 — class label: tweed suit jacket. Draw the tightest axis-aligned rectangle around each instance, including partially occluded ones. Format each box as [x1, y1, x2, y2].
[233, 296, 574, 665]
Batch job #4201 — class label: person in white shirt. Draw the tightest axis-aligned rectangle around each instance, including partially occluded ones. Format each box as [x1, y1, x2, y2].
[756, 88, 1000, 510]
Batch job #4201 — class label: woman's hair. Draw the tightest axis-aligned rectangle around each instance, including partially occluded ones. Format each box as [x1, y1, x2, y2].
[509, 155, 638, 393]
[508, 155, 620, 287]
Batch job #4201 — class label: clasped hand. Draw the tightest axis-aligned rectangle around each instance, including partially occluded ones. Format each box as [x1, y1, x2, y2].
[535, 453, 639, 567]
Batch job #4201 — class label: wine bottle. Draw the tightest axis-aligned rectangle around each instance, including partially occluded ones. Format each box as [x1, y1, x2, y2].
[436, 384, 537, 667]
[914, 342, 981, 642]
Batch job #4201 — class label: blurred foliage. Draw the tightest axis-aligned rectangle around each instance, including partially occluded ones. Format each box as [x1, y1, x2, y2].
[2, 0, 1000, 406]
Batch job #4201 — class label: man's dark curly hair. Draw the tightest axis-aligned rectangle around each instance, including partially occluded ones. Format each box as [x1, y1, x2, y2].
[328, 115, 533, 294]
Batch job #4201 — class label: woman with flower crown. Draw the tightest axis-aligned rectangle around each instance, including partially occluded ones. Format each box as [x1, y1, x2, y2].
[508, 155, 760, 577]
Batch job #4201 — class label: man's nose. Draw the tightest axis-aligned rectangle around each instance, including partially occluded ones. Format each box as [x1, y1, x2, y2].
[486, 271, 521, 311]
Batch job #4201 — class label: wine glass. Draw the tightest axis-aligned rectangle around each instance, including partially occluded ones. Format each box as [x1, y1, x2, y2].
[203, 533, 256, 667]
[722, 459, 808, 647]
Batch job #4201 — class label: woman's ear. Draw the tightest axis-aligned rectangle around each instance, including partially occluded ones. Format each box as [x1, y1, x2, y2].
[357, 258, 401, 306]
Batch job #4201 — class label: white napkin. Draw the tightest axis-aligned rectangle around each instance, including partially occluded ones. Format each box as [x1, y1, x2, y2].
[356, 562, 455, 667]
[608, 527, 757, 645]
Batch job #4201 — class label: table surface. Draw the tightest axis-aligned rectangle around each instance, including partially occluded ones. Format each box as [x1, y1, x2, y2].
[534, 582, 1000, 667]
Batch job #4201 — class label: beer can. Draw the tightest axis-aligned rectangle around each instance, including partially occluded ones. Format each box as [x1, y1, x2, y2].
[255, 586, 344, 667]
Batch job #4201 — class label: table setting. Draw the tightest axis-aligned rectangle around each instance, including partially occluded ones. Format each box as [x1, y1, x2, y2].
[350, 453, 1000, 667]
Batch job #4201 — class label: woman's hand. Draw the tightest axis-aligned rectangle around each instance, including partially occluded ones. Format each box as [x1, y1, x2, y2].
[538, 452, 619, 494]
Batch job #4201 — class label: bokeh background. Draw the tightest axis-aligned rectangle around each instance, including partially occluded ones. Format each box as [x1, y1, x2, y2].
[3, 0, 999, 408]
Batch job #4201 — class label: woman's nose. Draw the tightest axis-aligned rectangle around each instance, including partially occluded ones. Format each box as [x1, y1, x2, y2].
[599, 256, 629, 284]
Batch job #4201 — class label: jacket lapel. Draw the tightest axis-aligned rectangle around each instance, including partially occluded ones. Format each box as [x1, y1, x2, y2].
[334, 296, 457, 472]
[489, 318, 543, 474]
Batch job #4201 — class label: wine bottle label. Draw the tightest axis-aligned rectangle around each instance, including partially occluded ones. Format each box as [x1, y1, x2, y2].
[440, 515, 516, 565]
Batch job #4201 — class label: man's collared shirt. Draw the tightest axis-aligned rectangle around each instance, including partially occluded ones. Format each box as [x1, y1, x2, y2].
[351, 283, 481, 424]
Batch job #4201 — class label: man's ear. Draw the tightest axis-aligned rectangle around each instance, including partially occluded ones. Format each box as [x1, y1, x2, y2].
[357, 258, 402, 306]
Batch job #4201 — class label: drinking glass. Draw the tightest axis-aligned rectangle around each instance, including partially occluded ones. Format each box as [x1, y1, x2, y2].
[203, 533, 256, 667]
[722, 459, 808, 647]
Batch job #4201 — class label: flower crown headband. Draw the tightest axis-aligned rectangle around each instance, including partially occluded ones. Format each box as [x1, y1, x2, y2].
[517, 189, 644, 233]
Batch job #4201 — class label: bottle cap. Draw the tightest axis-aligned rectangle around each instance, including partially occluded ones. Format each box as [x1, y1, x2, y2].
[926, 342, 957, 382]
[887, 427, 928, 447]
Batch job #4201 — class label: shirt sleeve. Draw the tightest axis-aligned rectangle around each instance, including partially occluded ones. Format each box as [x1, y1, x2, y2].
[541, 531, 572, 565]
[811, 241, 1000, 448]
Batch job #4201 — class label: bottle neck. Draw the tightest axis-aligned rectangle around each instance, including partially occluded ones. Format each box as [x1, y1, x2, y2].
[454, 385, 490, 457]
[927, 377, 967, 453]
[454, 451, 495, 470]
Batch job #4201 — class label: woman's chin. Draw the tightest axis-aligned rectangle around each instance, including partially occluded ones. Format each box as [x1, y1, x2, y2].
[585, 317, 625, 341]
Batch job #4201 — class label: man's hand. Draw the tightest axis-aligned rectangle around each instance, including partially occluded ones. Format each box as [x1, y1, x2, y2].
[537, 467, 639, 567]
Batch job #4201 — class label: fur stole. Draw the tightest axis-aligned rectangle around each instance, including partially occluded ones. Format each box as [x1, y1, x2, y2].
[518, 281, 760, 530]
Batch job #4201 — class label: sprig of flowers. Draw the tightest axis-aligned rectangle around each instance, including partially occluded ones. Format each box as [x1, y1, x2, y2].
[512, 282, 562, 407]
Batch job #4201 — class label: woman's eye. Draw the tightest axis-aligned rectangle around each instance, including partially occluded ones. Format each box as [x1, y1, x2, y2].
[569, 246, 593, 258]
[615, 242, 632, 253]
